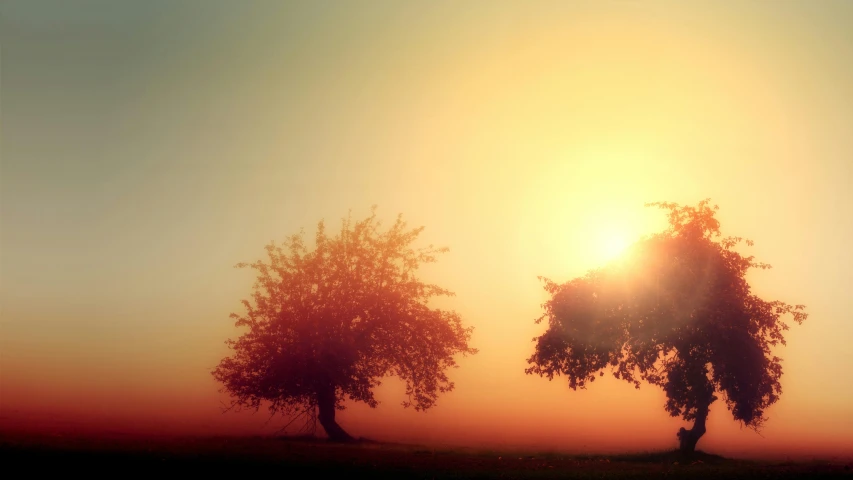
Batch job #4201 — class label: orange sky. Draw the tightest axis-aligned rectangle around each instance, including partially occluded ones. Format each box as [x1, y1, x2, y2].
[2, 0, 852, 460]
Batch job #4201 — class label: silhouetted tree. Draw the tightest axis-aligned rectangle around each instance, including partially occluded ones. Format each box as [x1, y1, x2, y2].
[525, 200, 807, 454]
[213, 208, 477, 442]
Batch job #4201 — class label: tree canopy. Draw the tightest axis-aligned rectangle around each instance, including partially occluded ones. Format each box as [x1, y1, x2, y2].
[213, 208, 477, 441]
[525, 199, 808, 453]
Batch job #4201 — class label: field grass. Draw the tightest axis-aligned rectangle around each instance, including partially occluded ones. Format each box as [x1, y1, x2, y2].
[1, 432, 850, 478]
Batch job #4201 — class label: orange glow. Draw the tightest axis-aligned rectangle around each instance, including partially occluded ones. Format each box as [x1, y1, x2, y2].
[2, 0, 852, 462]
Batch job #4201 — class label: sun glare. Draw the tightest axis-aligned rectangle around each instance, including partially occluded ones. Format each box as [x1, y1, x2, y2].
[599, 233, 630, 262]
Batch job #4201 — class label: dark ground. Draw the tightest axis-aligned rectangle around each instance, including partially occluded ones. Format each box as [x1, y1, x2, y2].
[1, 431, 850, 478]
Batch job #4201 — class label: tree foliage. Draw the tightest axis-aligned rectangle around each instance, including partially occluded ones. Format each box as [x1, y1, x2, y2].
[526, 199, 807, 450]
[213, 208, 477, 438]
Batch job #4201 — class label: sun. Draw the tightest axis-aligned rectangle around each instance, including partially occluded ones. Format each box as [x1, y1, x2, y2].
[597, 231, 631, 262]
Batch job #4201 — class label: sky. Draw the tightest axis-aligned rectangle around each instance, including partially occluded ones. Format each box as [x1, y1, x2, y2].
[1, 0, 852, 460]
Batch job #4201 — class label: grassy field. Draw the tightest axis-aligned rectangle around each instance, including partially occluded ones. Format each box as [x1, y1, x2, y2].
[1, 432, 850, 478]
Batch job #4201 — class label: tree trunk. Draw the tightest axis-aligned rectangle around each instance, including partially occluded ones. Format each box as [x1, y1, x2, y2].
[316, 384, 355, 443]
[677, 403, 709, 455]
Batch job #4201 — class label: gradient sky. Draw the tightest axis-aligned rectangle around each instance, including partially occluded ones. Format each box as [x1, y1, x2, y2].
[2, 0, 852, 459]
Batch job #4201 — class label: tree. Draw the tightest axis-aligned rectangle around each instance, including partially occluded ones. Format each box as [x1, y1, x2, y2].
[525, 199, 807, 454]
[213, 208, 477, 442]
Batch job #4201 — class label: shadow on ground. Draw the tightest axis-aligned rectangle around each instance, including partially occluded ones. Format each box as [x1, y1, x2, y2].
[1, 432, 850, 478]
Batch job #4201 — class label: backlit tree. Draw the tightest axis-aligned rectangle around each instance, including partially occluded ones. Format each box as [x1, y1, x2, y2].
[525, 200, 807, 453]
[213, 208, 477, 441]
